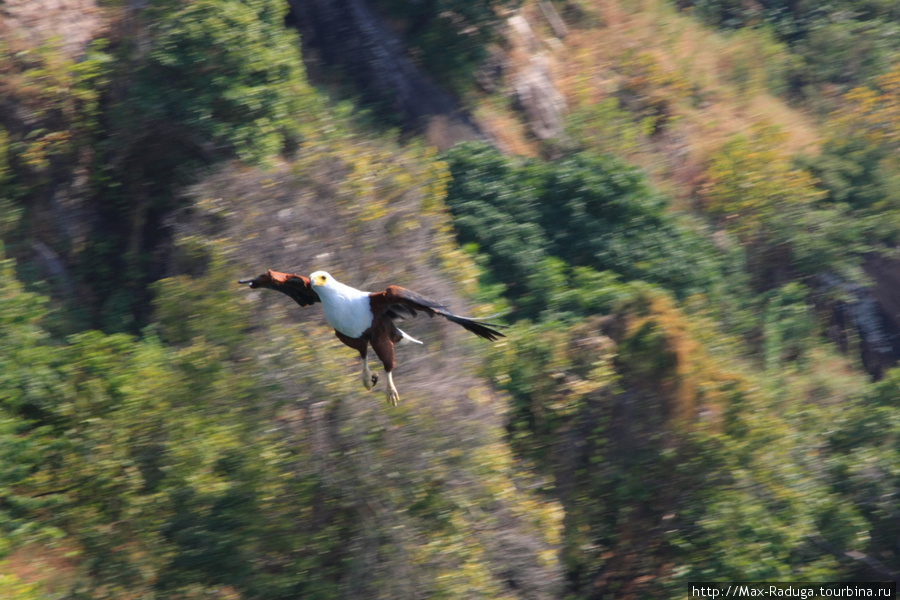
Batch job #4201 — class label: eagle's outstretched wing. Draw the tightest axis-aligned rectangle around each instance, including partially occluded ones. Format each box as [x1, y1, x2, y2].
[370, 285, 505, 342]
[238, 270, 320, 307]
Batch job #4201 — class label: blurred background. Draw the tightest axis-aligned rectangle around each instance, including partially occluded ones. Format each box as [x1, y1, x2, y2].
[2, 0, 900, 597]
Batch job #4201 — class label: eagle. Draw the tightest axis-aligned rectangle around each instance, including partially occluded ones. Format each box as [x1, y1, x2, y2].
[238, 269, 505, 406]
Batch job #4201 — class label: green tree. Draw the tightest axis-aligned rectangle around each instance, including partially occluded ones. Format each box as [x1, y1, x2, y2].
[442, 142, 550, 308]
[825, 366, 900, 578]
[128, 0, 313, 165]
[701, 124, 859, 287]
[676, 0, 900, 99]
[805, 64, 900, 244]
[443, 143, 735, 320]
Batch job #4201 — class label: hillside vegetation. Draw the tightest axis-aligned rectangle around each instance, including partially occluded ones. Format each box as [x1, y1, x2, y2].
[2, 0, 900, 598]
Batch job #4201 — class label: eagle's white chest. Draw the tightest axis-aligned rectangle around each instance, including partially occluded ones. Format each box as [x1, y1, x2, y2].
[318, 285, 373, 339]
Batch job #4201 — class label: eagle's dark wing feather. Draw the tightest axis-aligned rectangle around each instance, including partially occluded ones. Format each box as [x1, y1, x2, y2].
[238, 270, 320, 307]
[371, 285, 505, 342]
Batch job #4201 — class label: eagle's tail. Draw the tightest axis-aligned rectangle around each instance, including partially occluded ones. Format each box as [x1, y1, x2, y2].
[443, 314, 506, 342]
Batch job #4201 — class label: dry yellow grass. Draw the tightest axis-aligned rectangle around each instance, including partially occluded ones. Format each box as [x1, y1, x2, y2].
[475, 102, 540, 156]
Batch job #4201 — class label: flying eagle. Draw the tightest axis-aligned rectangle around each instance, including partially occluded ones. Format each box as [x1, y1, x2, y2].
[238, 269, 504, 405]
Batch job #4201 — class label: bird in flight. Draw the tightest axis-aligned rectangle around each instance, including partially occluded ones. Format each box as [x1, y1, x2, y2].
[238, 269, 504, 406]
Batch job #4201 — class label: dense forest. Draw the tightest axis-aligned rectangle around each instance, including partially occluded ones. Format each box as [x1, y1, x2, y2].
[2, 0, 900, 597]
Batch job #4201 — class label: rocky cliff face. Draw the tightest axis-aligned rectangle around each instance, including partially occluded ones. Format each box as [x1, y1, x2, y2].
[824, 262, 900, 380]
[0, 0, 104, 56]
[286, 0, 486, 150]
[862, 254, 900, 377]
[508, 14, 567, 141]
[0, 0, 109, 316]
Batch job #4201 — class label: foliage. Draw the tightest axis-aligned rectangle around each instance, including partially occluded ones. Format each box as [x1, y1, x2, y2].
[679, 0, 900, 34]
[616, 50, 692, 133]
[795, 19, 899, 90]
[484, 282, 883, 593]
[0, 37, 110, 253]
[5, 0, 900, 597]
[0, 566, 43, 600]
[442, 142, 734, 320]
[675, 0, 900, 96]
[535, 152, 725, 297]
[0, 233, 563, 597]
[440, 142, 549, 306]
[830, 64, 900, 152]
[821, 365, 900, 577]
[801, 64, 900, 244]
[129, 0, 313, 164]
[0, 128, 21, 237]
[700, 124, 861, 287]
[564, 98, 656, 160]
[0, 0, 329, 334]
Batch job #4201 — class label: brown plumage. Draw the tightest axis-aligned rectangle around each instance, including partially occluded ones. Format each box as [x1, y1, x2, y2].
[239, 269, 504, 405]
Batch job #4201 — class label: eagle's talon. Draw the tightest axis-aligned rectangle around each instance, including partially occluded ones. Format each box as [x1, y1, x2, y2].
[362, 373, 375, 390]
[385, 372, 399, 406]
[386, 389, 400, 407]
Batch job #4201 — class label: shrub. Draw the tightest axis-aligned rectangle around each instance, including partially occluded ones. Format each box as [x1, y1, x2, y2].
[443, 143, 734, 319]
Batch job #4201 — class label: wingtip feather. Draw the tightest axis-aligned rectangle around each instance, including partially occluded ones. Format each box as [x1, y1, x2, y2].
[451, 316, 507, 341]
